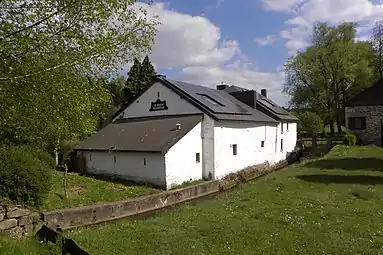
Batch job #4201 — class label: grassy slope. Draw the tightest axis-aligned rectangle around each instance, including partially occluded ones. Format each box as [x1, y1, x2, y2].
[66, 145, 383, 255]
[3, 145, 383, 254]
[42, 171, 161, 211]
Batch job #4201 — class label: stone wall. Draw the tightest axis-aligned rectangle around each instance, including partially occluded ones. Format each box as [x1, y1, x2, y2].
[0, 205, 41, 238]
[345, 105, 383, 145]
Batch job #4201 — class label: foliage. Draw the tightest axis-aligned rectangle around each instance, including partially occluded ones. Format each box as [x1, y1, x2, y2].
[343, 133, 357, 146]
[0, 58, 111, 148]
[371, 20, 383, 80]
[295, 111, 324, 135]
[284, 22, 375, 135]
[0, 146, 52, 207]
[125, 55, 157, 102]
[0, 0, 158, 79]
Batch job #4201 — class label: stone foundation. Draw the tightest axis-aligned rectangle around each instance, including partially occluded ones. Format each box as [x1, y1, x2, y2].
[0, 205, 41, 238]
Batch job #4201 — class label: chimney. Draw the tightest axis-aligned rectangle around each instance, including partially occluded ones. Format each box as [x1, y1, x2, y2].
[261, 89, 267, 97]
[176, 123, 181, 130]
[216, 82, 229, 91]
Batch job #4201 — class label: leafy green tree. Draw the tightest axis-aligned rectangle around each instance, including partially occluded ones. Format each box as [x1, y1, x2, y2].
[124, 55, 157, 103]
[284, 22, 375, 136]
[371, 20, 383, 80]
[295, 111, 324, 136]
[0, 0, 158, 80]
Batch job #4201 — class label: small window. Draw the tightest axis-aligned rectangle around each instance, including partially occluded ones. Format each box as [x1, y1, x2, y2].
[89, 154, 92, 161]
[196, 93, 225, 106]
[232, 144, 237, 155]
[261, 141, 265, 148]
[157, 92, 160, 97]
[281, 122, 284, 134]
[114, 156, 116, 163]
[280, 139, 284, 151]
[144, 158, 146, 165]
[286, 122, 289, 131]
[196, 153, 200, 163]
[348, 117, 366, 130]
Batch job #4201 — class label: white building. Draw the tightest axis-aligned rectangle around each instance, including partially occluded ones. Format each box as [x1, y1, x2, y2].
[75, 77, 298, 189]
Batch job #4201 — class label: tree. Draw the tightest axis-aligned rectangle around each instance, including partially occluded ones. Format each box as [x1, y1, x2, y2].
[1, 0, 158, 80]
[124, 55, 157, 103]
[295, 111, 324, 136]
[372, 20, 383, 80]
[284, 22, 375, 136]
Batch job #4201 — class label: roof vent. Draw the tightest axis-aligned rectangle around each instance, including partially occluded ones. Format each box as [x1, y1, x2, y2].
[176, 123, 181, 130]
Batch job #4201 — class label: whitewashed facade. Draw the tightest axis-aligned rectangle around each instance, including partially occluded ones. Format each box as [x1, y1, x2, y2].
[76, 78, 298, 189]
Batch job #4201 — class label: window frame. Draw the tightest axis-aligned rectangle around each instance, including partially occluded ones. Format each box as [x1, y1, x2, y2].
[348, 117, 366, 130]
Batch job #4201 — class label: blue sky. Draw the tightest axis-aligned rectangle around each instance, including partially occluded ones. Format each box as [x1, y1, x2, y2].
[133, 0, 383, 106]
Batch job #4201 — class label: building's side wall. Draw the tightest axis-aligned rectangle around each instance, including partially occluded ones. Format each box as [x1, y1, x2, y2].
[81, 151, 166, 188]
[345, 106, 383, 145]
[213, 121, 278, 178]
[117, 82, 201, 119]
[275, 122, 298, 162]
[164, 122, 203, 189]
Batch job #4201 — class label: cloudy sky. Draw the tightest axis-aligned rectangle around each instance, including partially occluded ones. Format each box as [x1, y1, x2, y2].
[130, 0, 383, 106]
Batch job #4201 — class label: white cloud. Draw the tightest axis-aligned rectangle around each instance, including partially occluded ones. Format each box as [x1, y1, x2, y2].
[254, 35, 278, 46]
[265, 0, 383, 54]
[127, 3, 288, 106]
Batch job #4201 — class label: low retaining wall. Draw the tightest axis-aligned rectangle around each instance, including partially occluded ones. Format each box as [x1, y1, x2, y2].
[0, 205, 41, 238]
[42, 160, 289, 230]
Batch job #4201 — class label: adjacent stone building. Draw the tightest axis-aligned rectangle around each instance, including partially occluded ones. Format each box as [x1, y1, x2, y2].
[345, 79, 383, 145]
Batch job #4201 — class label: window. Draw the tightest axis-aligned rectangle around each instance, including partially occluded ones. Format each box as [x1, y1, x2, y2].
[286, 122, 289, 131]
[196, 93, 225, 106]
[114, 156, 116, 164]
[89, 154, 92, 161]
[261, 141, 265, 148]
[280, 139, 284, 152]
[281, 122, 284, 134]
[232, 144, 237, 155]
[196, 153, 200, 163]
[157, 92, 160, 97]
[144, 158, 146, 165]
[348, 117, 366, 130]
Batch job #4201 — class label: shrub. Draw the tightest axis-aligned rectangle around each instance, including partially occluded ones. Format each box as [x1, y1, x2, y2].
[0, 146, 52, 207]
[343, 133, 357, 146]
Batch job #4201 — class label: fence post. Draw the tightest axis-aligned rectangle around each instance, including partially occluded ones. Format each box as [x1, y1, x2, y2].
[312, 134, 317, 150]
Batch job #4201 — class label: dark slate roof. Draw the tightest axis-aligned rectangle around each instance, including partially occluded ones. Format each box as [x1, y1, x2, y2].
[75, 115, 202, 153]
[161, 79, 277, 123]
[222, 86, 298, 121]
[347, 79, 383, 106]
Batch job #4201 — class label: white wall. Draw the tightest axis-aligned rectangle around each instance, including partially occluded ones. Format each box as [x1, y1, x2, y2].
[274, 122, 297, 162]
[81, 151, 166, 188]
[164, 122, 203, 189]
[117, 82, 201, 119]
[213, 121, 278, 179]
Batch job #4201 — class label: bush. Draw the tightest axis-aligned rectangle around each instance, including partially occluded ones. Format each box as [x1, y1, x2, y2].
[343, 133, 357, 146]
[0, 146, 52, 207]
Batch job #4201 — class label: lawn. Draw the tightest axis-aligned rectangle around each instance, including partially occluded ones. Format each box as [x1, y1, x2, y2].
[3, 145, 383, 254]
[41, 171, 161, 211]
[65, 145, 383, 254]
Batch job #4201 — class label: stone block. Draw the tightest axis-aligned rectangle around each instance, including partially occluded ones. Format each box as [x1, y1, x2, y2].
[0, 219, 17, 230]
[0, 213, 4, 221]
[7, 209, 30, 218]
[0, 206, 4, 213]
[6, 204, 20, 212]
[24, 224, 34, 237]
[5, 226, 24, 238]
[18, 212, 40, 226]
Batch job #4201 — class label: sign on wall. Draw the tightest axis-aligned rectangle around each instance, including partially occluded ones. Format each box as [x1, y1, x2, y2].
[149, 98, 168, 111]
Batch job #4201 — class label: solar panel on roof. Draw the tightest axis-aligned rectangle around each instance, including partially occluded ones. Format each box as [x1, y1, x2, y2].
[260, 98, 288, 115]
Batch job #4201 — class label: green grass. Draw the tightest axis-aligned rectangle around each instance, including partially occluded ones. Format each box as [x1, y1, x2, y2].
[0, 236, 58, 254]
[60, 145, 383, 255]
[41, 171, 161, 211]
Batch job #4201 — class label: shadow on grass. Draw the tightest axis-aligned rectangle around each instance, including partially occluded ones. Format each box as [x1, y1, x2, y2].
[304, 158, 383, 172]
[296, 174, 383, 185]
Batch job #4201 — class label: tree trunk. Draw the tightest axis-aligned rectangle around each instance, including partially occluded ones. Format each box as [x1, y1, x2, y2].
[54, 139, 60, 167]
[337, 121, 343, 136]
[329, 119, 335, 137]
